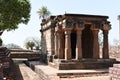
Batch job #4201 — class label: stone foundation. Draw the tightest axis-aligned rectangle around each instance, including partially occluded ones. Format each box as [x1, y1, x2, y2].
[34, 64, 109, 80]
[49, 59, 117, 70]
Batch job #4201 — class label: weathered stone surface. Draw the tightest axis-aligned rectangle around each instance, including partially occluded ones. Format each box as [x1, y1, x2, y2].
[109, 64, 120, 80]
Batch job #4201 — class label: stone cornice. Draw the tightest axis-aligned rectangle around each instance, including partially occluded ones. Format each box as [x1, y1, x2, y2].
[41, 16, 56, 26]
[41, 20, 56, 32]
[62, 18, 85, 29]
[64, 13, 108, 19]
[40, 13, 111, 32]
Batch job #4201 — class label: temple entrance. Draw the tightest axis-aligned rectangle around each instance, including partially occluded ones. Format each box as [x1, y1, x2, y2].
[82, 24, 93, 58]
[70, 30, 77, 59]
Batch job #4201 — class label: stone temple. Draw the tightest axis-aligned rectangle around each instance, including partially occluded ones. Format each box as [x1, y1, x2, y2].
[40, 13, 116, 70]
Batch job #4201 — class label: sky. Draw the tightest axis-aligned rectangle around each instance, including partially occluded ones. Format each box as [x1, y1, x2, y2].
[1, 0, 120, 48]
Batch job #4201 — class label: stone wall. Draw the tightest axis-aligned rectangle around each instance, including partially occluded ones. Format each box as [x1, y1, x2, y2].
[41, 29, 52, 55]
[109, 64, 120, 80]
[10, 49, 40, 58]
[10, 54, 40, 58]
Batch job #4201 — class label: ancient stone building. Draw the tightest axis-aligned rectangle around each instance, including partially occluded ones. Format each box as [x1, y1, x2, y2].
[40, 14, 116, 69]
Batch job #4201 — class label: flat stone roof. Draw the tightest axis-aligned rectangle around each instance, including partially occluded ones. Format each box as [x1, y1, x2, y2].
[64, 13, 109, 18]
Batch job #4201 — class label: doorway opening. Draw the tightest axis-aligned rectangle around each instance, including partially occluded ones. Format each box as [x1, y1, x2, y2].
[82, 24, 93, 58]
[70, 30, 77, 59]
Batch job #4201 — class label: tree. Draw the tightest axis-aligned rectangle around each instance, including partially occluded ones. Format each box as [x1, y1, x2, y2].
[31, 37, 41, 50]
[0, 0, 31, 32]
[37, 6, 51, 19]
[24, 37, 41, 50]
[25, 41, 35, 50]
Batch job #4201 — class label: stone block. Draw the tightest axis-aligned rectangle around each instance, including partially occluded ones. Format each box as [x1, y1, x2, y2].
[109, 64, 120, 80]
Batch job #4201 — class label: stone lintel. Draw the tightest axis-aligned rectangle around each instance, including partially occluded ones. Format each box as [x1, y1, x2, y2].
[90, 25, 100, 30]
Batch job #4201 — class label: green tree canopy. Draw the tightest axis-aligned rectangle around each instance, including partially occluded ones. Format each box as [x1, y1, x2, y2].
[37, 6, 51, 19]
[0, 0, 31, 31]
[24, 37, 41, 50]
[24, 41, 35, 50]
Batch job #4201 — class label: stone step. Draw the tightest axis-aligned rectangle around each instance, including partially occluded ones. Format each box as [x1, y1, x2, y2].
[35, 65, 109, 80]
[48, 62, 58, 69]
[58, 70, 108, 78]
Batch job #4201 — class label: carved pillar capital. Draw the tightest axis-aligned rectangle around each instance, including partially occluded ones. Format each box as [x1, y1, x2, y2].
[102, 24, 111, 31]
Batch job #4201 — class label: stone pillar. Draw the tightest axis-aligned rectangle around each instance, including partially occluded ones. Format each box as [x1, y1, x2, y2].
[58, 31, 64, 59]
[55, 32, 58, 58]
[92, 29, 99, 59]
[102, 30, 109, 59]
[76, 28, 84, 60]
[51, 27, 55, 55]
[65, 30, 71, 60]
[102, 23, 111, 59]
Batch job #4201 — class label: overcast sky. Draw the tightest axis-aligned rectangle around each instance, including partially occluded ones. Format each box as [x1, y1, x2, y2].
[1, 0, 120, 48]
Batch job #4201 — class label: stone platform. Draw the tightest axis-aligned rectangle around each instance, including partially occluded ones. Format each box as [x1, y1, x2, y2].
[49, 59, 118, 70]
[35, 64, 109, 80]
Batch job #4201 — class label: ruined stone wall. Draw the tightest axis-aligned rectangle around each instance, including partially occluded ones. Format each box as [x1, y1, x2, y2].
[99, 46, 120, 58]
[109, 64, 120, 80]
[109, 46, 120, 54]
[100, 46, 120, 54]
